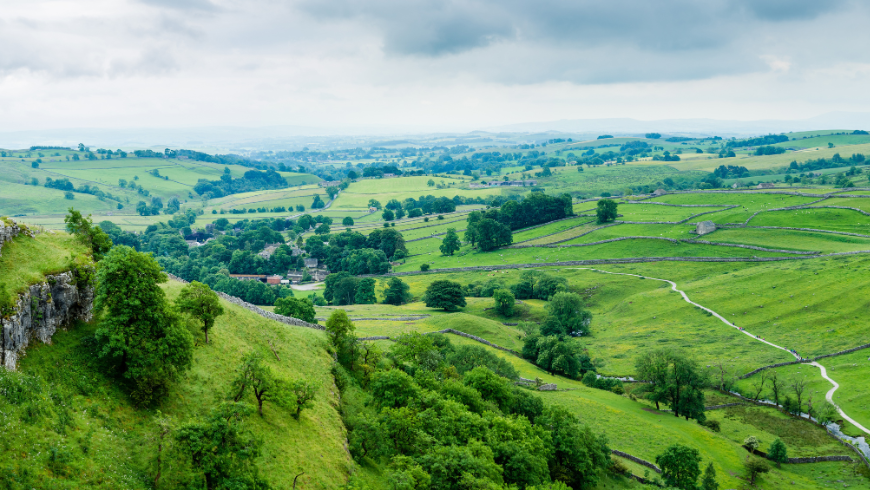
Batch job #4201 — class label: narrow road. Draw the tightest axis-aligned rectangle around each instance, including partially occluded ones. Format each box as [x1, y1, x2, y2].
[570, 267, 870, 436]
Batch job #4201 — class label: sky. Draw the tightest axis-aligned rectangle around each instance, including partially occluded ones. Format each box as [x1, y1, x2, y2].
[2, 0, 870, 133]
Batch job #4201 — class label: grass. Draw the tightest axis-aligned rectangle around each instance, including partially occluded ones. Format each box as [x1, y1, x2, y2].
[0, 182, 119, 217]
[748, 207, 870, 234]
[663, 143, 870, 173]
[651, 193, 822, 224]
[705, 228, 870, 254]
[346, 311, 860, 489]
[736, 349, 870, 439]
[1, 279, 349, 489]
[0, 230, 90, 305]
[0, 156, 320, 229]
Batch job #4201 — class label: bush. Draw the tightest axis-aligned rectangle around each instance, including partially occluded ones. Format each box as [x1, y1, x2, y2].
[703, 419, 721, 432]
[420, 263, 430, 271]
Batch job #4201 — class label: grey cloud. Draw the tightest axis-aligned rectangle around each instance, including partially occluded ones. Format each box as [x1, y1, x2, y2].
[300, 0, 855, 56]
[108, 47, 180, 77]
[137, 0, 218, 12]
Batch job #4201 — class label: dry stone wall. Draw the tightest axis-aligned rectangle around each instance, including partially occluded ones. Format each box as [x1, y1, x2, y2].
[1, 271, 94, 371]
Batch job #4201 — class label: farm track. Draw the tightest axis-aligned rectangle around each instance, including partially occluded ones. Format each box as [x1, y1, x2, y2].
[569, 267, 870, 439]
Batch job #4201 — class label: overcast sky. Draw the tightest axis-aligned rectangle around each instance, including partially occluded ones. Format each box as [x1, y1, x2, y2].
[2, 0, 869, 133]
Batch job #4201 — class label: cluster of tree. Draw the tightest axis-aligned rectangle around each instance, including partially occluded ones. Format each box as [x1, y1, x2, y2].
[645, 133, 662, 139]
[305, 227, 406, 275]
[787, 153, 867, 173]
[727, 134, 789, 148]
[44, 178, 121, 202]
[193, 168, 288, 199]
[327, 309, 614, 490]
[176, 148, 266, 168]
[666, 137, 694, 142]
[596, 199, 618, 224]
[737, 369, 840, 425]
[634, 349, 707, 423]
[362, 165, 400, 178]
[754, 145, 787, 156]
[712, 165, 751, 179]
[98, 216, 304, 305]
[463, 193, 573, 251]
[651, 150, 681, 161]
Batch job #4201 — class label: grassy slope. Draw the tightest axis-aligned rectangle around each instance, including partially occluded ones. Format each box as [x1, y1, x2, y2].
[748, 207, 870, 234]
[3, 279, 348, 489]
[0, 229, 90, 303]
[663, 143, 870, 172]
[0, 156, 320, 229]
[345, 311, 862, 489]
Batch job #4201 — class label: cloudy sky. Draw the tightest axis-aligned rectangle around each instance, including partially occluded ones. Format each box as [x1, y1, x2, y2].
[2, 0, 869, 133]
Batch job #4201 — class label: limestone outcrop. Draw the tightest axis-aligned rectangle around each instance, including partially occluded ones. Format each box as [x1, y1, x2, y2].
[1, 271, 94, 370]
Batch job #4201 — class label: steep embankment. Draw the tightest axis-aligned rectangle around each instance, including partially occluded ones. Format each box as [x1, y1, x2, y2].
[1, 219, 95, 370]
[0, 276, 348, 489]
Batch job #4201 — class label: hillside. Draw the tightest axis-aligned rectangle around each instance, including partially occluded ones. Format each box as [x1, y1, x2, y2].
[1, 278, 349, 489]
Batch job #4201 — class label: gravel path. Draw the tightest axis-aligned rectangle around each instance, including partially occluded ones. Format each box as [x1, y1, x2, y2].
[569, 267, 870, 437]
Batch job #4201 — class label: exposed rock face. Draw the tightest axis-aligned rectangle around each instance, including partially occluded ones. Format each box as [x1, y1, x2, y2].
[695, 220, 717, 236]
[538, 383, 558, 391]
[1, 272, 94, 370]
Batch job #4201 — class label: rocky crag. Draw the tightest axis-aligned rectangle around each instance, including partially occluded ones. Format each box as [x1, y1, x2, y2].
[1, 218, 95, 371]
[1, 271, 95, 370]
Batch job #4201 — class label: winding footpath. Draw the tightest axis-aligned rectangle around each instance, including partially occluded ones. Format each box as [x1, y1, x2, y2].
[569, 267, 870, 438]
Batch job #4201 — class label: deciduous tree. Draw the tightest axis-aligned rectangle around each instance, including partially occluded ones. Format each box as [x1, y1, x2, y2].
[175, 281, 224, 344]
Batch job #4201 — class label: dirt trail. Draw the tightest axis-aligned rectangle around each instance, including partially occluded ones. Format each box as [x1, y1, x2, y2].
[569, 267, 870, 436]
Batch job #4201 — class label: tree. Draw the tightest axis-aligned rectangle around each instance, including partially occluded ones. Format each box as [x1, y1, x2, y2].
[541, 292, 592, 337]
[493, 289, 515, 317]
[634, 349, 707, 421]
[473, 218, 512, 251]
[743, 435, 760, 454]
[383, 277, 411, 305]
[94, 246, 194, 406]
[274, 296, 316, 323]
[355, 277, 377, 304]
[326, 186, 339, 199]
[790, 376, 808, 417]
[700, 462, 719, 490]
[767, 438, 788, 468]
[368, 199, 382, 209]
[439, 228, 461, 256]
[750, 369, 769, 400]
[326, 310, 357, 368]
[523, 335, 593, 379]
[596, 199, 618, 224]
[656, 444, 701, 490]
[423, 280, 466, 311]
[427, 179, 435, 187]
[175, 281, 225, 344]
[382, 209, 395, 221]
[230, 352, 288, 416]
[289, 380, 316, 420]
[744, 457, 769, 485]
[174, 402, 269, 489]
[333, 276, 360, 305]
[343, 216, 354, 226]
[769, 370, 785, 406]
[64, 208, 113, 260]
[536, 406, 610, 489]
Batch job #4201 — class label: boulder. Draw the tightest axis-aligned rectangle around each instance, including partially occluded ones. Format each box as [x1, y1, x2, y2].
[695, 220, 717, 236]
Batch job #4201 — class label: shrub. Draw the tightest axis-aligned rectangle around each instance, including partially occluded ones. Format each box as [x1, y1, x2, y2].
[420, 263, 430, 272]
